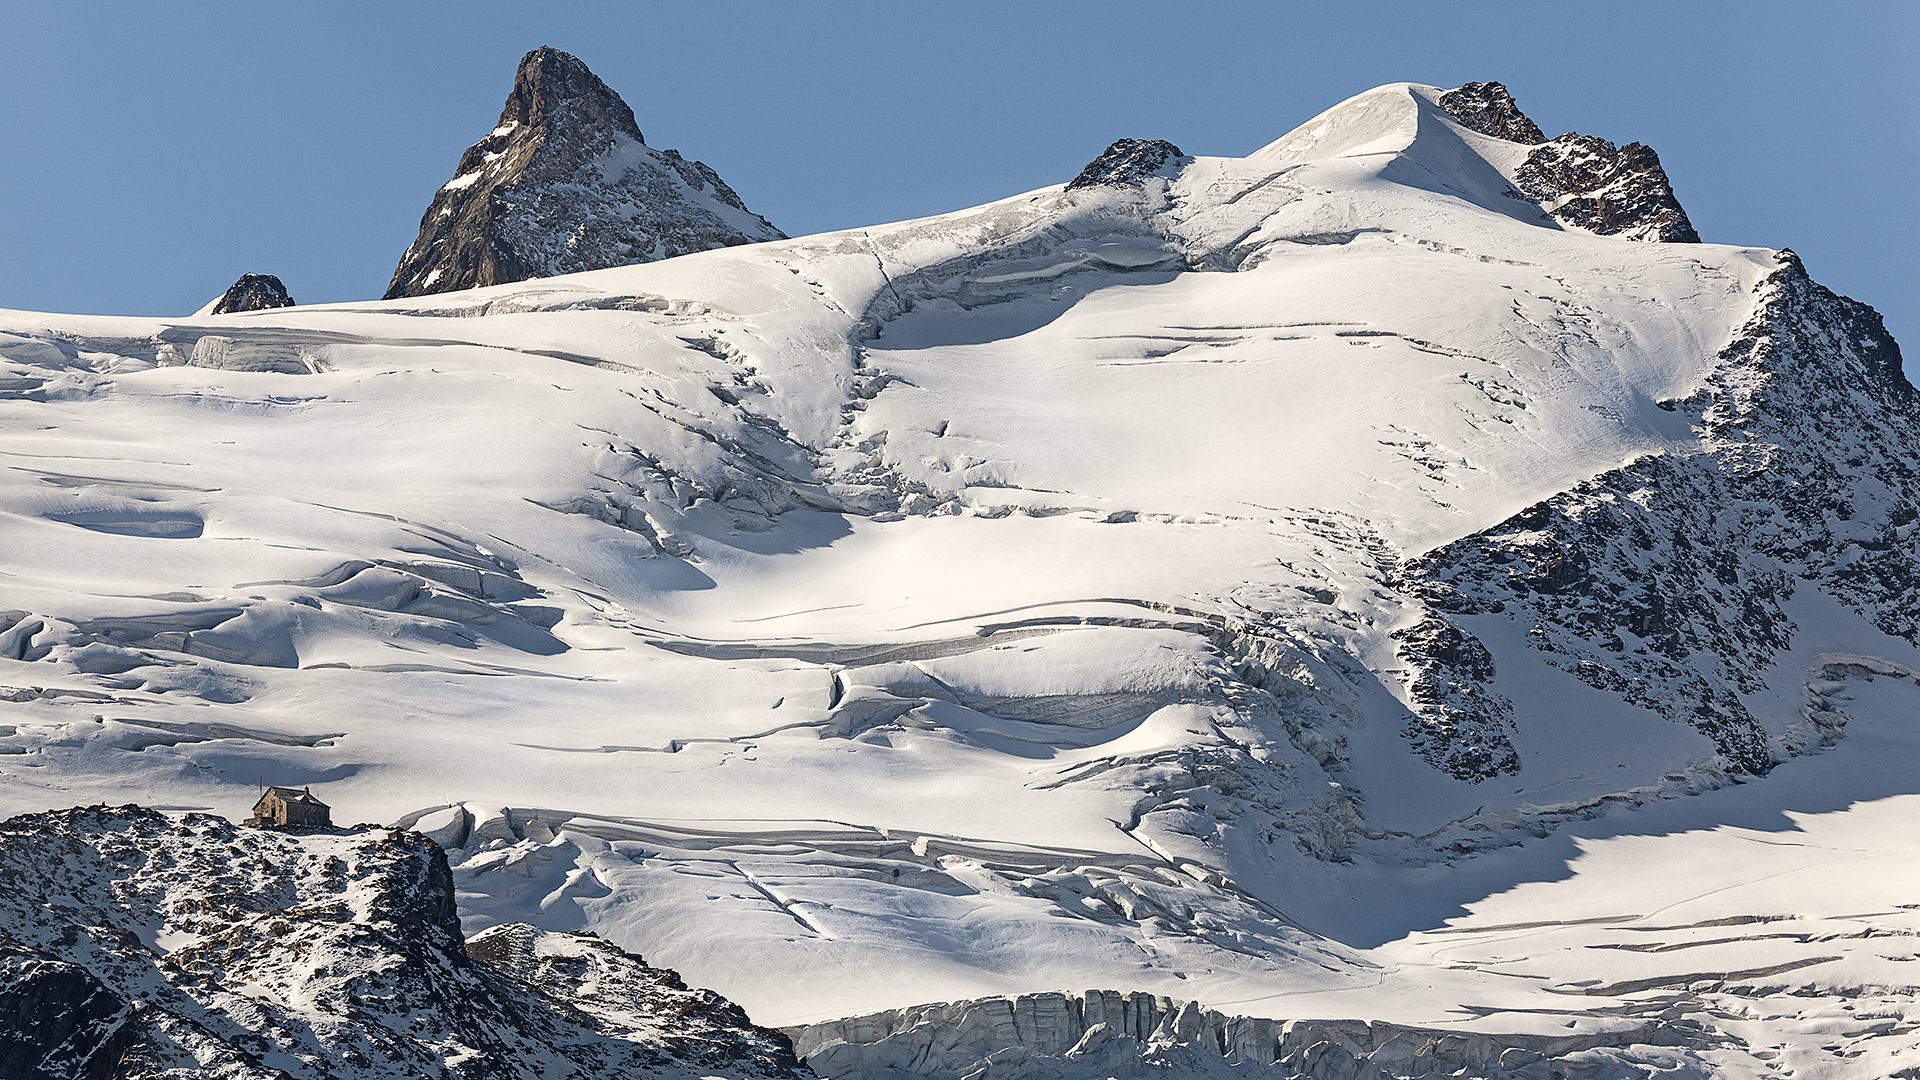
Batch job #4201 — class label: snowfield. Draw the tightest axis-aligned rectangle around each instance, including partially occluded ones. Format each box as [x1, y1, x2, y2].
[3, 82, 1919, 1076]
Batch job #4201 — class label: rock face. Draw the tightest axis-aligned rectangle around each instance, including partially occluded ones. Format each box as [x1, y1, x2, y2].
[210, 273, 295, 314]
[1066, 139, 1191, 190]
[1438, 80, 1700, 243]
[385, 46, 784, 299]
[0, 805, 805, 1080]
[787, 991, 1712, 1079]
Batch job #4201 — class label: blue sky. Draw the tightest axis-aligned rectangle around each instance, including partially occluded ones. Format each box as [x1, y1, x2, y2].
[3, 1, 1914, 354]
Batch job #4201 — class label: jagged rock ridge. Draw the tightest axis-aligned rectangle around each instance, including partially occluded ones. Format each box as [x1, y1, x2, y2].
[1436, 81, 1546, 144]
[1438, 80, 1700, 243]
[385, 46, 784, 299]
[0, 805, 805, 1080]
[210, 273, 296, 314]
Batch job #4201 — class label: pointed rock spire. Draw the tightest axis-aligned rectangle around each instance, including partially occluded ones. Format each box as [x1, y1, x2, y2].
[500, 45, 645, 144]
[384, 47, 783, 299]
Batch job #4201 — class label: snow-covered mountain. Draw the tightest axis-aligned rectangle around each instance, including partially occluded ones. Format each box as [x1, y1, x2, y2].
[384, 47, 784, 299]
[3, 80, 1918, 1076]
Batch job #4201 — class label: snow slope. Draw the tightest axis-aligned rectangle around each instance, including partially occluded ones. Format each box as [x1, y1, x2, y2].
[1, 81, 1916, 1073]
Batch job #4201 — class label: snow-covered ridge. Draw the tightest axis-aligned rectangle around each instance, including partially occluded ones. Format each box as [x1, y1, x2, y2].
[1, 79, 1918, 1074]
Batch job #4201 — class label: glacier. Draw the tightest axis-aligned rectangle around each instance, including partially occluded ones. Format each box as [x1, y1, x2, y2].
[3, 81, 1919, 1077]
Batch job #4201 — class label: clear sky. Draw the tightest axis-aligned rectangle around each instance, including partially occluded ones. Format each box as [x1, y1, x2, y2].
[3, 1, 1914, 356]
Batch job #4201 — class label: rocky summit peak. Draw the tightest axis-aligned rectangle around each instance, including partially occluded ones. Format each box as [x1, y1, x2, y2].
[209, 273, 295, 314]
[1438, 81, 1546, 144]
[384, 46, 784, 299]
[1066, 139, 1191, 190]
[505, 44, 645, 145]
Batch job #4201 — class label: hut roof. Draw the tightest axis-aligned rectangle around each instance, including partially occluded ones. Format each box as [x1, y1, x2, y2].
[254, 786, 329, 811]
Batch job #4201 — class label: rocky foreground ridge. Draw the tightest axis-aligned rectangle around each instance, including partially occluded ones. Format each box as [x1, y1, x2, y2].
[384, 47, 784, 299]
[0, 805, 805, 1080]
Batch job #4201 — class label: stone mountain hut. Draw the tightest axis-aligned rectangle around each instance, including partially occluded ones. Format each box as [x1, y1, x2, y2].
[246, 786, 332, 827]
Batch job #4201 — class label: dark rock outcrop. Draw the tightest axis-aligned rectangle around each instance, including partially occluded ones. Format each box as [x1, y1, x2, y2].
[469, 924, 804, 1078]
[1438, 80, 1700, 243]
[1392, 617, 1519, 780]
[385, 46, 784, 299]
[1067, 139, 1191, 190]
[210, 273, 296, 314]
[1437, 81, 1546, 144]
[0, 804, 806, 1079]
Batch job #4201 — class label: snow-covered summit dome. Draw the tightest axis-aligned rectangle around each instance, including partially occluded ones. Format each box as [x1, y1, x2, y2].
[1249, 80, 1698, 242]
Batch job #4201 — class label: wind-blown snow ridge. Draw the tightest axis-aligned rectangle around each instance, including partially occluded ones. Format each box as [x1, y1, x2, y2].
[2, 80, 1918, 1075]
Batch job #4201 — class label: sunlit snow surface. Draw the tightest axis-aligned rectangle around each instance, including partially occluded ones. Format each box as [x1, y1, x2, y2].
[2, 83, 1917, 1071]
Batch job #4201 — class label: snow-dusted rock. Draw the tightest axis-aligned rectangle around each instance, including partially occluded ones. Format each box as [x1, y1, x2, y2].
[1435, 78, 1699, 243]
[385, 46, 783, 298]
[1066, 139, 1193, 190]
[1515, 134, 1700, 243]
[1397, 248, 1912, 779]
